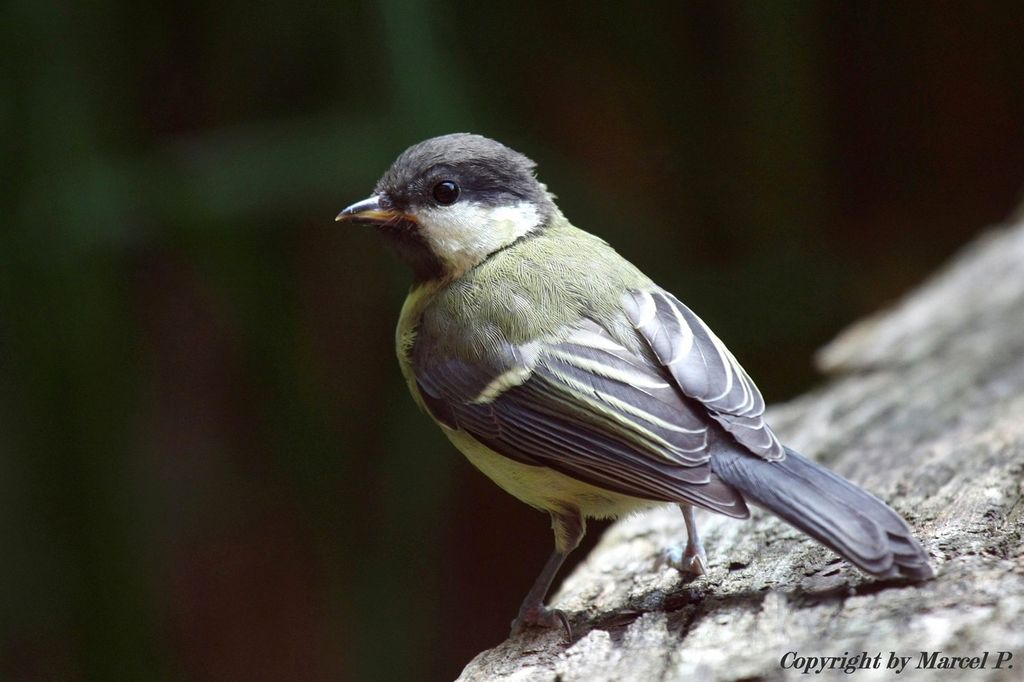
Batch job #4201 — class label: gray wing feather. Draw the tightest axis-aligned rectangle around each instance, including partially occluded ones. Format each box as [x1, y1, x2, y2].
[623, 288, 784, 460]
[414, 320, 749, 517]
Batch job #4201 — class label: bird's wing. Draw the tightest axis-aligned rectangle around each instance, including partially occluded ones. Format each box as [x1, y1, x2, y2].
[621, 287, 784, 460]
[414, 318, 749, 517]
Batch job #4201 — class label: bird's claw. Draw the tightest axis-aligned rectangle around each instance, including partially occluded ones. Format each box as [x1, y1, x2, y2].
[658, 544, 708, 577]
[510, 605, 573, 641]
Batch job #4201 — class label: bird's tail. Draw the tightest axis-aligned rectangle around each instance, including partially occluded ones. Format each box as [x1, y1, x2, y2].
[712, 447, 933, 580]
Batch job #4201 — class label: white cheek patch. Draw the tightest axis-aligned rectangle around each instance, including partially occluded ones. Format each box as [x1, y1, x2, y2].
[417, 202, 542, 275]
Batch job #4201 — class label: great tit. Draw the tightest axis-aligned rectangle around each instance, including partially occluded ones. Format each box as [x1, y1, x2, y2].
[337, 133, 933, 637]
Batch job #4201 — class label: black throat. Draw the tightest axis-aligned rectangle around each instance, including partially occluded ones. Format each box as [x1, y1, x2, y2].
[378, 219, 447, 283]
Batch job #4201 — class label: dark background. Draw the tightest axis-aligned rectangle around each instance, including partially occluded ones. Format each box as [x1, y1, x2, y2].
[3, 2, 1023, 680]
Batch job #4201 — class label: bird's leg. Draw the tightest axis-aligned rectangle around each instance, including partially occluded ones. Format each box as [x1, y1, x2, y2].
[510, 509, 584, 639]
[679, 504, 708, 575]
[509, 550, 571, 636]
[658, 504, 708, 576]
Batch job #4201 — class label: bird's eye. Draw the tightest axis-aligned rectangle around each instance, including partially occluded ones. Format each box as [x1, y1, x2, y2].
[432, 180, 460, 206]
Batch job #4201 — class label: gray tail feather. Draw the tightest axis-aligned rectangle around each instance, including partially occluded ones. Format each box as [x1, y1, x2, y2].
[712, 446, 933, 580]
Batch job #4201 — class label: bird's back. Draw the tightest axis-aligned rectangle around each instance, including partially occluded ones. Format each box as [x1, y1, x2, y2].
[414, 217, 654, 365]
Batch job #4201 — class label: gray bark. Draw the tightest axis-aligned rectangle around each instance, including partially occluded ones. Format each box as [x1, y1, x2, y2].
[458, 217, 1024, 681]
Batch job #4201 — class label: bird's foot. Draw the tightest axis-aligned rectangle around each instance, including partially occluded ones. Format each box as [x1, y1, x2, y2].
[510, 604, 573, 640]
[657, 543, 708, 578]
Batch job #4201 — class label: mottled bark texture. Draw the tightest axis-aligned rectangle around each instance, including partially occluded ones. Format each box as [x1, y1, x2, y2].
[459, 216, 1024, 681]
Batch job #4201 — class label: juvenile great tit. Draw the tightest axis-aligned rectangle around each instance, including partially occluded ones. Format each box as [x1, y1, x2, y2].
[337, 133, 933, 637]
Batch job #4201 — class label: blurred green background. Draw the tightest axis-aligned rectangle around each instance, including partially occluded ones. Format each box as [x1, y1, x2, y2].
[3, 2, 1023, 680]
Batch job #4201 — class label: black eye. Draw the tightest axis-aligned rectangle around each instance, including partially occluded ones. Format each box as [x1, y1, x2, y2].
[432, 180, 460, 205]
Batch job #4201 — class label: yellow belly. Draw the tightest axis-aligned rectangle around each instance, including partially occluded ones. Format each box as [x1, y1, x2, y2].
[445, 427, 656, 520]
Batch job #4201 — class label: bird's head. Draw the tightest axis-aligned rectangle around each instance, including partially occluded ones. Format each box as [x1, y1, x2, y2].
[337, 133, 556, 282]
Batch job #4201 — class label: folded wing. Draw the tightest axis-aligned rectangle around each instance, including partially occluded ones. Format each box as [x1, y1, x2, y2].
[414, 319, 749, 517]
[622, 288, 784, 460]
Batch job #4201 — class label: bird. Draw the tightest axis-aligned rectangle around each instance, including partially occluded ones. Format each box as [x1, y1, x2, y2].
[336, 133, 933, 638]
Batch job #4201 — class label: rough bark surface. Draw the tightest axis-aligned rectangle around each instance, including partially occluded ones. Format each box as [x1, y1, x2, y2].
[458, 217, 1024, 682]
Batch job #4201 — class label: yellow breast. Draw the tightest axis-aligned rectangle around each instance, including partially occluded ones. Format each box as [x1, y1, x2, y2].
[443, 428, 654, 520]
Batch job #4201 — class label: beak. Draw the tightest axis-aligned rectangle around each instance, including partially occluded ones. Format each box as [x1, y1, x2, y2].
[335, 195, 414, 225]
